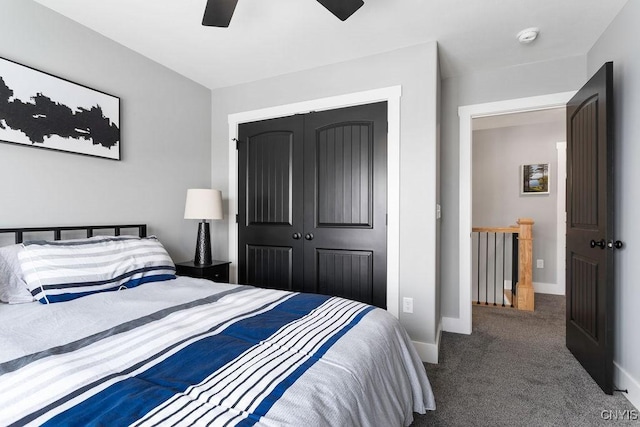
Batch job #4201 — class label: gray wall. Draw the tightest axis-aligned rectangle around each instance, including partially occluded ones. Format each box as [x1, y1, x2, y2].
[472, 122, 564, 286]
[440, 55, 587, 318]
[0, 0, 212, 261]
[587, 0, 640, 407]
[211, 42, 440, 348]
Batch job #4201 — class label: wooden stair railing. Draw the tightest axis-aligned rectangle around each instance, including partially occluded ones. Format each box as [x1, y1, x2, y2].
[515, 218, 534, 311]
[472, 218, 535, 311]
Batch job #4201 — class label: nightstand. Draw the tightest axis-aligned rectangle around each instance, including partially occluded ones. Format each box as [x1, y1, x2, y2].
[175, 260, 231, 283]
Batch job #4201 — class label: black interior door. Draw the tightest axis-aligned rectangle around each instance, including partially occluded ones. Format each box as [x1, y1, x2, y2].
[303, 103, 387, 308]
[566, 62, 614, 394]
[237, 115, 304, 290]
[237, 102, 387, 307]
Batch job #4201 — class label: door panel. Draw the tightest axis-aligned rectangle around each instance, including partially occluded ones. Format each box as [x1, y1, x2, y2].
[570, 254, 598, 338]
[566, 62, 614, 394]
[246, 245, 293, 290]
[238, 115, 304, 290]
[246, 132, 294, 226]
[569, 96, 599, 229]
[303, 102, 387, 308]
[316, 249, 373, 303]
[316, 122, 372, 227]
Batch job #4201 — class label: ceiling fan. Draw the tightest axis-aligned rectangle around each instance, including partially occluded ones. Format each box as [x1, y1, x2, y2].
[202, 0, 364, 27]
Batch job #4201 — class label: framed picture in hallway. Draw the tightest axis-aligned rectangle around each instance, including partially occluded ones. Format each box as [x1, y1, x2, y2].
[0, 56, 120, 160]
[521, 163, 550, 195]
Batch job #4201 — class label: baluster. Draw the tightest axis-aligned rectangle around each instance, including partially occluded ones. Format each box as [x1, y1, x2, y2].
[485, 232, 488, 305]
[477, 232, 480, 305]
[493, 233, 498, 305]
[511, 233, 518, 308]
[502, 233, 506, 307]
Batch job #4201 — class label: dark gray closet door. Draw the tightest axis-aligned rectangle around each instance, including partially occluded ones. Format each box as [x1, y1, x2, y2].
[237, 114, 304, 290]
[302, 102, 387, 308]
[238, 102, 388, 308]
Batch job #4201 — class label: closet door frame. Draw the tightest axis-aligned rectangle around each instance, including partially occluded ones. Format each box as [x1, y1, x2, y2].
[227, 86, 401, 318]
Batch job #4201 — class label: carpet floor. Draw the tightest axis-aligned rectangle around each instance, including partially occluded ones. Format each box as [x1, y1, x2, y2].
[410, 294, 637, 426]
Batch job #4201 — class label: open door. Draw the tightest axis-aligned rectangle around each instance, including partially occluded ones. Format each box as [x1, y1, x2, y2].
[566, 62, 615, 394]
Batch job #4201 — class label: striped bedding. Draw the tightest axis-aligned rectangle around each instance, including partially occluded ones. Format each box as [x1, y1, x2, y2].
[18, 236, 176, 304]
[0, 277, 435, 426]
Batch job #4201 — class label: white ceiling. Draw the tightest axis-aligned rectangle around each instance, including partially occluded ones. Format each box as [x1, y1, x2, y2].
[33, 0, 628, 90]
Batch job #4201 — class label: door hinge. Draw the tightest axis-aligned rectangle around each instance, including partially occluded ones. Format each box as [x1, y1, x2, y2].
[235, 214, 239, 223]
[385, 214, 388, 226]
[233, 138, 239, 150]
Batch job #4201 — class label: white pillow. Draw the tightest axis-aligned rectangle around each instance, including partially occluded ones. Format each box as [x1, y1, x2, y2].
[19, 236, 176, 304]
[1, 235, 143, 304]
[0, 245, 36, 304]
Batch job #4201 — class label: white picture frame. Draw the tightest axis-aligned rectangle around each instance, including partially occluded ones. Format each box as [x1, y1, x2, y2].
[521, 163, 550, 195]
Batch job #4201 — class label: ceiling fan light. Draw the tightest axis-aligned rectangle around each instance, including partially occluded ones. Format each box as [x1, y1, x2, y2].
[316, 0, 364, 21]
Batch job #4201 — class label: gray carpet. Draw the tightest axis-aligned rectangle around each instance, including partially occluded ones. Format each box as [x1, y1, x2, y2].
[410, 294, 637, 426]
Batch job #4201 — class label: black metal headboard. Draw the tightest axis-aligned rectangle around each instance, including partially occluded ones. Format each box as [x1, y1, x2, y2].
[0, 224, 147, 245]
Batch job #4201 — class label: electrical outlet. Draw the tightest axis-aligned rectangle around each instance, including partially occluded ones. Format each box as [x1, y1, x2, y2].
[536, 259, 544, 269]
[403, 297, 414, 313]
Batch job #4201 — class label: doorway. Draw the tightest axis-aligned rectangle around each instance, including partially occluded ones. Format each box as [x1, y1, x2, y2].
[470, 109, 565, 306]
[448, 91, 576, 335]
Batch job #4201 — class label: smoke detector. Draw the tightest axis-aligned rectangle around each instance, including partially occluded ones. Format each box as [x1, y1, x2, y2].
[517, 27, 539, 44]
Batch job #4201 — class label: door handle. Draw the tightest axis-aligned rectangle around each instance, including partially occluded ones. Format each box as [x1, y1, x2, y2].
[305, 233, 314, 241]
[590, 239, 606, 249]
[607, 240, 624, 249]
[292, 233, 302, 240]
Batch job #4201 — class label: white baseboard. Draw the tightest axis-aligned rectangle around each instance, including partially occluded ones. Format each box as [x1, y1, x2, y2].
[412, 320, 442, 364]
[502, 280, 565, 296]
[533, 281, 565, 295]
[614, 362, 640, 410]
[442, 315, 471, 335]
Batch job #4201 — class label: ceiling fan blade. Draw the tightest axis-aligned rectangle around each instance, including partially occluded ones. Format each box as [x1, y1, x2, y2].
[316, 0, 364, 21]
[202, 0, 239, 27]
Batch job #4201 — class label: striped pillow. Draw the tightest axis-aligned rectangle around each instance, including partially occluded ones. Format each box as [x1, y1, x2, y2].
[18, 236, 176, 304]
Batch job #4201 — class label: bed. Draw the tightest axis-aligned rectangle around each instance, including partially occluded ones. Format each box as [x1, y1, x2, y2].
[0, 225, 435, 426]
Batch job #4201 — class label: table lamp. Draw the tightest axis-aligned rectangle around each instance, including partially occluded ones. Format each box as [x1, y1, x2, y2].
[184, 189, 223, 265]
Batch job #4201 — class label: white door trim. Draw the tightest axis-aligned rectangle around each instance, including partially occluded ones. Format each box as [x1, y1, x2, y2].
[449, 91, 576, 335]
[556, 141, 567, 295]
[227, 86, 402, 318]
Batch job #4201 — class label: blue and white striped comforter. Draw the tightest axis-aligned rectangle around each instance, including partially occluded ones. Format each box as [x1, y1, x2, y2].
[0, 278, 435, 426]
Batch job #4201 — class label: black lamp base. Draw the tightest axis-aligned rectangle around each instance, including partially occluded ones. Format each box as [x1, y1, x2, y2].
[194, 221, 212, 265]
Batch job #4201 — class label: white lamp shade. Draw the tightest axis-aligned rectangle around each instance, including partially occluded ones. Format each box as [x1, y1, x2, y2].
[184, 189, 223, 220]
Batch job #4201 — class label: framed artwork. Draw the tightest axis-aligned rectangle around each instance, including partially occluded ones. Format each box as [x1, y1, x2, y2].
[0, 56, 120, 160]
[521, 163, 550, 195]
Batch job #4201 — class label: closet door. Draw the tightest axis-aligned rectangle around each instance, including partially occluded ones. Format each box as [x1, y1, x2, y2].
[237, 115, 304, 290]
[237, 102, 387, 308]
[303, 102, 387, 308]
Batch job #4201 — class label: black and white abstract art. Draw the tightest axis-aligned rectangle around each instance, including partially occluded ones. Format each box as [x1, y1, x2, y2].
[0, 57, 120, 160]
